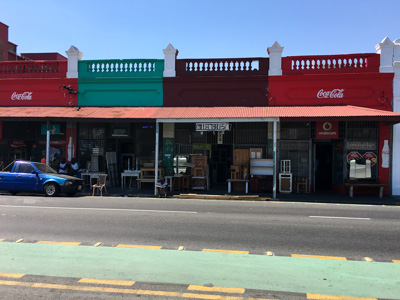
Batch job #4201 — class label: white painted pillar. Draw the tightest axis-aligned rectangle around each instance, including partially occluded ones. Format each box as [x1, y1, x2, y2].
[272, 120, 278, 200]
[376, 37, 394, 73]
[267, 41, 284, 76]
[392, 39, 400, 195]
[66, 46, 83, 79]
[163, 44, 178, 77]
[46, 121, 50, 166]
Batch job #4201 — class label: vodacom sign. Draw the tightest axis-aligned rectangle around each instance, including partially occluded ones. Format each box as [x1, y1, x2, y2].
[317, 89, 344, 99]
[11, 92, 33, 101]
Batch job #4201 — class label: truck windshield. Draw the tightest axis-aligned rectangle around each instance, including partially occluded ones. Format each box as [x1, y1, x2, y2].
[33, 163, 57, 174]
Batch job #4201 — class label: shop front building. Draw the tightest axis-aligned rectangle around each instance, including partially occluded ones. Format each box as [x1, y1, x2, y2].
[2, 20, 400, 197]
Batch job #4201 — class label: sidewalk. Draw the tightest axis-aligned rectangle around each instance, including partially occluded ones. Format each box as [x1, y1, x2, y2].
[86, 185, 400, 206]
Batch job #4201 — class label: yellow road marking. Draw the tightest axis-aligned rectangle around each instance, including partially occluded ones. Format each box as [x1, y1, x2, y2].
[265, 251, 274, 256]
[79, 278, 135, 286]
[93, 242, 102, 247]
[36, 241, 81, 246]
[0, 273, 25, 278]
[307, 294, 377, 300]
[0, 279, 272, 299]
[16, 239, 23, 243]
[393, 260, 400, 263]
[0, 239, 4, 242]
[188, 285, 245, 294]
[202, 249, 249, 254]
[292, 254, 347, 260]
[116, 244, 162, 249]
[363, 257, 374, 262]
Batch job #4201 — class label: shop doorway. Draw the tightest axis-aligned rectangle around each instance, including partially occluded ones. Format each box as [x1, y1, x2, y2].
[314, 143, 333, 191]
[211, 145, 232, 185]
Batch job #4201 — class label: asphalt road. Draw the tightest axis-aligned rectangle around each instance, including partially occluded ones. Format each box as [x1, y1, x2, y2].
[0, 194, 399, 262]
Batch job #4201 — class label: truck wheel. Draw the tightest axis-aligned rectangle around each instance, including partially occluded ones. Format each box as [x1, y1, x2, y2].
[44, 182, 59, 197]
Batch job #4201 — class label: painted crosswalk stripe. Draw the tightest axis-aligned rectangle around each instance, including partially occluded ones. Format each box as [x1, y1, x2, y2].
[36, 241, 81, 246]
[79, 278, 135, 286]
[188, 285, 245, 294]
[292, 254, 347, 260]
[0, 273, 25, 278]
[307, 293, 377, 299]
[116, 244, 162, 249]
[202, 249, 249, 254]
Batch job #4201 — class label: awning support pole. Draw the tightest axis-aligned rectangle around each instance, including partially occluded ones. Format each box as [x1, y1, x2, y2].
[46, 121, 50, 166]
[154, 121, 160, 196]
[273, 120, 277, 200]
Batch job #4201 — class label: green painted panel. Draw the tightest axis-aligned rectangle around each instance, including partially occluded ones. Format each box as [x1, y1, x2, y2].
[163, 138, 175, 175]
[78, 59, 164, 79]
[78, 78, 163, 106]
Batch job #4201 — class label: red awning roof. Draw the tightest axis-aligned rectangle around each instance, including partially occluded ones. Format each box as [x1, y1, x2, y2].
[1, 105, 400, 123]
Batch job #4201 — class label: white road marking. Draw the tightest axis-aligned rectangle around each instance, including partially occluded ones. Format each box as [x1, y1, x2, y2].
[0, 205, 197, 214]
[310, 216, 370, 220]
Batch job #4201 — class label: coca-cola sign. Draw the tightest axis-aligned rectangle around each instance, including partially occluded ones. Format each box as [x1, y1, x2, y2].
[317, 89, 344, 99]
[11, 92, 33, 101]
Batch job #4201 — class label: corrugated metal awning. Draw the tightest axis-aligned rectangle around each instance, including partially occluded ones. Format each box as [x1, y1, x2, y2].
[1, 105, 400, 123]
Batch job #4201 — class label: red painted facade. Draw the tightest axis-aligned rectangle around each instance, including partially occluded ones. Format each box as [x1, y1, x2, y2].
[0, 78, 78, 106]
[269, 73, 394, 110]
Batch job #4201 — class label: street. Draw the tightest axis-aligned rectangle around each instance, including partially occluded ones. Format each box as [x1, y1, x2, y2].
[0, 194, 399, 299]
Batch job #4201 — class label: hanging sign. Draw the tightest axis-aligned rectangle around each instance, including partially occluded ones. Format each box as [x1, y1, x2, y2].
[347, 151, 362, 163]
[316, 121, 339, 139]
[196, 123, 230, 131]
[363, 152, 377, 166]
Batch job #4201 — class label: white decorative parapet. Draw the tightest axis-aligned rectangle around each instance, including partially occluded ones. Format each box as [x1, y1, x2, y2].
[392, 39, 400, 195]
[163, 43, 178, 77]
[376, 37, 394, 73]
[66, 46, 83, 78]
[267, 41, 284, 76]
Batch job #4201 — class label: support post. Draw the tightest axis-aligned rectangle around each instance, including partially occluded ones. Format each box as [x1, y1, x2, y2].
[46, 121, 50, 166]
[273, 120, 278, 200]
[376, 37, 394, 73]
[154, 121, 160, 196]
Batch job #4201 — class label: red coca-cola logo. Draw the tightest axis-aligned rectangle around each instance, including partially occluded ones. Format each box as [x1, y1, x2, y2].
[11, 92, 33, 101]
[317, 89, 344, 99]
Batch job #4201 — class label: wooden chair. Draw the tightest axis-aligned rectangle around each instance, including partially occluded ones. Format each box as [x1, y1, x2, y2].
[296, 177, 308, 193]
[230, 166, 240, 179]
[92, 174, 108, 197]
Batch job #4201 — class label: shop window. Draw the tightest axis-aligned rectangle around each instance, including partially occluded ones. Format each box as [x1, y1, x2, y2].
[278, 141, 310, 178]
[346, 121, 378, 139]
[280, 122, 310, 140]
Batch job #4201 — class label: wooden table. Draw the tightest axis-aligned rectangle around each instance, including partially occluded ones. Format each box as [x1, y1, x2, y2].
[227, 179, 249, 194]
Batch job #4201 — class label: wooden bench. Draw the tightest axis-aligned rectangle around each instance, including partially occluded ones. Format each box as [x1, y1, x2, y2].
[227, 179, 249, 194]
[344, 181, 388, 198]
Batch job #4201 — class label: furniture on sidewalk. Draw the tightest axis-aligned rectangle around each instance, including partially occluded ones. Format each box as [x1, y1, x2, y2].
[227, 179, 249, 194]
[82, 172, 107, 188]
[121, 170, 141, 189]
[173, 174, 191, 192]
[136, 167, 164, 190]
[344, 179, 387, 198]
[92, 174, 108, 197]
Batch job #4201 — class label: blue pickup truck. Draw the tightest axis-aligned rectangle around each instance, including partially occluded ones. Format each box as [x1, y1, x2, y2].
[0, 161, 84, 196]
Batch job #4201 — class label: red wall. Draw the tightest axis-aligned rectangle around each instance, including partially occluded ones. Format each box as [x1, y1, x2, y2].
[163, 76, 269, 107]
[0, 78, 79, 106]
[269, 73, 394, 110]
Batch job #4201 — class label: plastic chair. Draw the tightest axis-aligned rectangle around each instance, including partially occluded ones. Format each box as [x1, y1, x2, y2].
[92, 174, 108, 197]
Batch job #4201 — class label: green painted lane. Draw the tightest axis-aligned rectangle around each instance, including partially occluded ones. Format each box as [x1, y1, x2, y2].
[0, 242, 399, 299]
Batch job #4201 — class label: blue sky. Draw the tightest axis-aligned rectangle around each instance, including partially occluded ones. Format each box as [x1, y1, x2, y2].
[1, 0, 400, 60]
